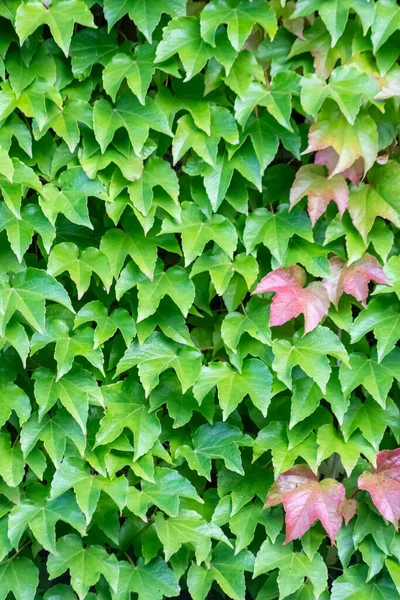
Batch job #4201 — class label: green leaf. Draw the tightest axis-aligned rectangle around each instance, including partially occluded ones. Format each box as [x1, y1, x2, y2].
[200, 0, 277, 50]
[254, 535, 327, 600]
[8, 491, 86, 554]
[300, 66, 379, 124]
[47, 534, 118, 600]
[193, 358, 272, 419]
[243, 205, 313, 263]
[0, 268, 74, 335]
[15, 0, 96, 56]
[339, 350, 400, 407]
[115, 557, 180, 600]
[155, 509, 231, 562]
[0, 557, 38, 600]
[104, 0, 186, 42]
[176, 422, 249, 480]
[127, 467, 203, 520]
[96, 378, 161, 460]
[272, 327, 348, 393]
[161, 201, 238, 266]
[116, 331, 201, 395]
[188, 543, 254, 600]
[32, 366, 102, 434]
[50, 457, 127, 524]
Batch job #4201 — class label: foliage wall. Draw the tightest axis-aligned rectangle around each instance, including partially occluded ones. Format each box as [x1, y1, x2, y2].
[1, 0, 400, 598]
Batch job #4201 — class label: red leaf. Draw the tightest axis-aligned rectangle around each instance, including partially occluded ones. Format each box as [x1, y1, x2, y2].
[253, 266, 329, 333]
[265, 464, 346, 544]
[338, 498, 358, 525]
[315, 148, 364, 186]
[290, 164, 348, 227]
[323, 254, 391, 307]
[358, 449, 400, 529]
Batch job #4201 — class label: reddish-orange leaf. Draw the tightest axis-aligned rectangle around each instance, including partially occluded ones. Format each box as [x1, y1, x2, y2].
[253, 266, 329, 333]
[323, 254, 391, 307]
[358, 449, 400, 529]
[290, 164, 348, 227]
[265, 464, 346, 545]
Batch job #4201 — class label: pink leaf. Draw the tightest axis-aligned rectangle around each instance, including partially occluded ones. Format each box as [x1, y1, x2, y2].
[315, 148, 364, 186]
[265, 464, 346, 544]
[253, 266, 329, 333]
[290, 164, 349, 227]
[338, 498, 358, 525]
[323, 254, 391, 307]
[358, 449, 400, 529]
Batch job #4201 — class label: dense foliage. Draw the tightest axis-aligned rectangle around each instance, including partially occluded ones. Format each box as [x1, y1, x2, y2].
[1, 0, 400, 598]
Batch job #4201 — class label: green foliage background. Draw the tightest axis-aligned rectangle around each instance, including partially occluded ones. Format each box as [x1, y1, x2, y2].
[0, 0, 400, 599]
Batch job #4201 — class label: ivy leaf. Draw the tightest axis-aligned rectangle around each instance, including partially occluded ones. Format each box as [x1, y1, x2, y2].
[347, 183, 400, 244]
[115, 331, 202, 395]
[50, 457, 127, 524]
[254, 535, 328, 600]
[300, 66, 379, 124]
[339, 350, 400, 408]
[104, 0, 186, 42]
[243, 205, 313, 263]
[129, 156, 178, 217]
[221, 296, 271, 353]
[303, 103, 378, 177]
[31, 318, 104, 380]
[323, 255, 391, 308]
[8, 491, 86, 554]
[155, 17, 213, 81]
[235, 72, 299, 130]
[350, 296, 400, 362]
[358, 449, 400, 529]
[115, 557, 180, 600]
[193, 358, 272, 419]
[176, 422, 249, 480]
[0, 557, 39, 600]
[0, 268, 74, 335]
[15, 0, 96, 56]
[70, 27, 119, 79]
[0, 432, 24, 487]
[200, 0, 277, 50]
[331, 565, 400, 600]
[32, 366, 103, 434]
[161, 201, 238, 266]
[272, 326, 348, 392]
[95, 378, 161, 461]
[317, 424, 376, 477]
[0, 378, 30, 428]
[103, 45, 156, 104]
[93, 95, 172, 155]
[137, 263, 195, 321]
[127, 467, 203, 520]
[155, 509, 231, 563]
[74, 301, 135, 348]
[47, 534, 118, 600]
[187, 543, 254, 600]
[253, 265, 330, 333]
[21, 410, 85, 468]
[265, 464, 346, 544]
[289, 164, 348, 227]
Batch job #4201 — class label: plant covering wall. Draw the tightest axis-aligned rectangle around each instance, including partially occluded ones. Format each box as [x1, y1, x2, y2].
[1, 0, 400, 598]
